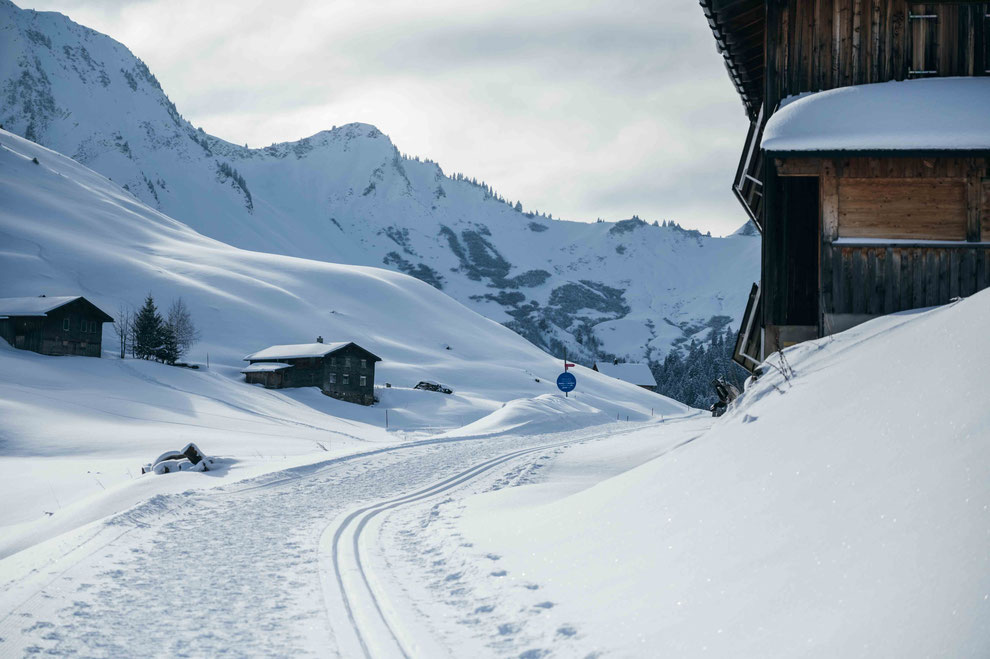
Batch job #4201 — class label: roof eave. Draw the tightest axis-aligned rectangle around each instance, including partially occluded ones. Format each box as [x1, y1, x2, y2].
[768, 148, 990, 158]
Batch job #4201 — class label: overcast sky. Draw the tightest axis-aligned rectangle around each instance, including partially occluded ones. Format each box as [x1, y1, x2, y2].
[28, 0, 751, 235]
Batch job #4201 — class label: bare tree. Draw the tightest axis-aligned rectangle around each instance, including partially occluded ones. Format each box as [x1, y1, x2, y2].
[112, 304, 133, 359]
[166, 298, 200, 360]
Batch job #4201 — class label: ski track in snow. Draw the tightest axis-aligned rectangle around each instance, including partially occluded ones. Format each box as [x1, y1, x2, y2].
[0, 421, 655, 657]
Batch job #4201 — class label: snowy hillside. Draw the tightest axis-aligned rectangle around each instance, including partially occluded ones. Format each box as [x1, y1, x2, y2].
[452, 293, 990, 656]
[0, 0, 759, 365]
[0, 125, 689, 541]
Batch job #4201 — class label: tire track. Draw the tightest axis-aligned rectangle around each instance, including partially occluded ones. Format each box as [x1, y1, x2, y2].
[319, 425, 652, 658]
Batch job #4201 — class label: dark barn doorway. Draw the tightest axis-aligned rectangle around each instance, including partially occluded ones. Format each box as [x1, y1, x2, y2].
[779, 176, 819, 327]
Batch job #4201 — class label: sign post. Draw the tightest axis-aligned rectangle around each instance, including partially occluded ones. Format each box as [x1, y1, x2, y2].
[557, 354, 577, 396]
[556, 371, 576, 396]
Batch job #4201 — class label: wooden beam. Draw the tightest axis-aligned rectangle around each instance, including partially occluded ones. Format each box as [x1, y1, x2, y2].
[967, 163, 982, 242]
[822, 160, 840, 242]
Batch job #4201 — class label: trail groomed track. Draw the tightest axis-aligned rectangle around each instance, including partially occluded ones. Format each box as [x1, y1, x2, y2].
[0, 421, 654, 656]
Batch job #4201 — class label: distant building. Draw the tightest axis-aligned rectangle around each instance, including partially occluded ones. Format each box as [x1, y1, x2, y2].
[242, 338, 382, 405]
[0, 295, 113, 357]
[593, 360, 657, 392]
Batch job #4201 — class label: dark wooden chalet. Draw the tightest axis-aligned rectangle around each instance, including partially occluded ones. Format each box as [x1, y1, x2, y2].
[242, 338, 382, 405]
[701, 0, 990, 371]
[0, 295, 113, 357]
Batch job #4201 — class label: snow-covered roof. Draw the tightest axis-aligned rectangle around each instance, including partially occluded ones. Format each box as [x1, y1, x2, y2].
[241, 362, 293, 373]
[594, 362, 657, 387]
[0, 296, 83, 316]
[243, 342, 348, 362]
[762, 78, 990, 153]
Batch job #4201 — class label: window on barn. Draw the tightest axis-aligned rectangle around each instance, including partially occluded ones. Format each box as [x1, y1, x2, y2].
[360, 376, 367, 387]
[343, 374, 350, 385]
[330, 357, 336, 366]
[345, 357, 351, 368]
[329, 373, 336, 384]
[360, 359, 367, 369]
[62, 318, 70, 331]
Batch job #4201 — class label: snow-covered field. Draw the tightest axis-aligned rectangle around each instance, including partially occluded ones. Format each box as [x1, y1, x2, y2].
[1, 272, 987, 656]
[0, 126, 686, 550]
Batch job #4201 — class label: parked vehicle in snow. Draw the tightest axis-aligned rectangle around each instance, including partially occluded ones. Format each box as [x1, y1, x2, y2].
[414, 380, 453, 394]
[141, 442, 215, 474]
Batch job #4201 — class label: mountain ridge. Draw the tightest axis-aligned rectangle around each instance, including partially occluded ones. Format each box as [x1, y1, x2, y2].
[0, 0, 759, 365]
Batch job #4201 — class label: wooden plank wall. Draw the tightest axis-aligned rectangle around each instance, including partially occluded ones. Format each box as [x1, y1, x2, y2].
[837, 178, 968, 239]
[822, 244, 990, 314]
[767, 0, 989, 109]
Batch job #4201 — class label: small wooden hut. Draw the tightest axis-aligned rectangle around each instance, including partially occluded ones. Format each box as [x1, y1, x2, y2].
[0, 295, 113, 357]
[243, 339, 381, 405]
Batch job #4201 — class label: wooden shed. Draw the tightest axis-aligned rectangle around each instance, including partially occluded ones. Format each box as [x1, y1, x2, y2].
[0, 295, 113, 357]
[701, 0, 990, 371]
[242, 339, 382, 405]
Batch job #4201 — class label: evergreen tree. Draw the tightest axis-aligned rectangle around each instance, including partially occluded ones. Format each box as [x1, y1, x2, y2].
[133, 294, 163, 360]
[157, 323, 179, 364]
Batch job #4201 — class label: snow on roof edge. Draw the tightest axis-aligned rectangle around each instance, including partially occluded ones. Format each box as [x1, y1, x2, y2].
[763, 78, 990, 153]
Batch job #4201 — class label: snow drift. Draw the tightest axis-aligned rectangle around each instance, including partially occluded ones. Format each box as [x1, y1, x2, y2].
[460, 292, 990, 657]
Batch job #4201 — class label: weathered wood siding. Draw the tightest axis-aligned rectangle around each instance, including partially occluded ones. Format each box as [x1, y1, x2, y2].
[777, 155, 987, 241]
[822, 243, 990, 315]
[766, 0, 989, 110]
[837, 178, 968, 240]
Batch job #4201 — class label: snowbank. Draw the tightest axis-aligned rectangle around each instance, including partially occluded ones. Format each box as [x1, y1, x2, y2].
[763, 77, 990, 152]
[459, 290, 990, 656]
[441, 393, 613, 438]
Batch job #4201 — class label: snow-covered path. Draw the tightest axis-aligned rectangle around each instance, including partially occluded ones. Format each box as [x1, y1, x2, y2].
[0, 418, 701, 657]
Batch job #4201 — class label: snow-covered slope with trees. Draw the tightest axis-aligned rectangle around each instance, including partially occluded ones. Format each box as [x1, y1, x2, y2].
[0, 0, 759, 367]
[0, 125, 690, 539]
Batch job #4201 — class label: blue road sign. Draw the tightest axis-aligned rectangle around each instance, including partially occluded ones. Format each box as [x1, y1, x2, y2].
[556, 371, 577, 392]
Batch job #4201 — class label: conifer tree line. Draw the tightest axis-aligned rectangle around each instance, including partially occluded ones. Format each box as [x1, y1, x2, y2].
[650, 326, 749, 410]
[113, 295, 199, 364]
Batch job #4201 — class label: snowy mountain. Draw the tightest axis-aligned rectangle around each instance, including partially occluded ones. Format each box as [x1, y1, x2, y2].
[0, 0, 759, 365]
[0, 124, 689, 534]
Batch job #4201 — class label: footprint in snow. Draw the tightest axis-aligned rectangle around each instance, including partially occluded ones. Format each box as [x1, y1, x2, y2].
[556, 626, 577, 638]
[444, 572, 462, 582]
[474, 604, 495, 614]
[486, 553, 501, 561]
[524, 584, 539, 590]
[498, 623, 519, 636]
[519, 650, 548, 659]
[533, 601, 554, 609]
[490, 570, 507, 577]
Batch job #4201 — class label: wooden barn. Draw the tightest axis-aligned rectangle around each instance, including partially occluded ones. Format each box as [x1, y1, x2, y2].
[593, 361, 658, 392]
[701, 0, 990, 371]
[0, 295, 113, 357]
[242, 338, 382, 405]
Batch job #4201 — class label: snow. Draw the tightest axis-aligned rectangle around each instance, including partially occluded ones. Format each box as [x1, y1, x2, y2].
[763, 77, 990, 153]
[0, 126, 689, 549]
[451, 291, 990, 656]
[240, 361, 292, 373]
[592, 361, 657, 387]
[0, 295, 83, 316]
[244, 342, 350, 361]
